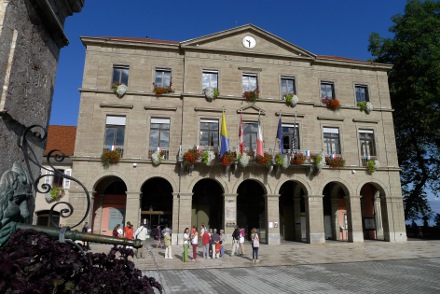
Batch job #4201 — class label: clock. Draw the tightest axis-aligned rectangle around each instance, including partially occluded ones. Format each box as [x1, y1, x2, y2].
[242, 35, 256, 49]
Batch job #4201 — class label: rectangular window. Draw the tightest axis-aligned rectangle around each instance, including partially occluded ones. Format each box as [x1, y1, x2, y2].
[355, 85, 369, 103]
[149, 118, 170, 159]
[202, 70, 218, 90]
[112, 65, 129, 86]
[155, 68, 172, 87]
[281, 77, 296, 98]
[321, 82, 335, 99]
[282, 123, 300, 152]
[244, 122, 258, 152]
[359, 129, 376, 163]
[323, 127, 341, 155]
[104, 115, 126, 157]
[44, 168, 71, 189]
[200, 119, 219, 148]
[242, 74, 258, 92]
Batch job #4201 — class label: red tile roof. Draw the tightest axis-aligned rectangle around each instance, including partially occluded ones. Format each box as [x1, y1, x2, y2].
[44, 125, 76, 157]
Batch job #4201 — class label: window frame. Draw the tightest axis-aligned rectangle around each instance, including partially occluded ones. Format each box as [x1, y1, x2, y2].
[323, 127, 341, 155]
[202, 70, 218, 91]
[359, 129, 376, 162]
[154, 68, 172, 87]
[242, 73, 258, 92]
[243, 121, 259, 152]
[104, 116, 126, 155]
[112, 65, 129, 86]
[280, 76, 296, 99]
[320, 81, 335, 99]
[199, 119, 219, 148]
[149, 117, 171, 149]
[282, 123, 300, 152]
[355, 84, 370, 103]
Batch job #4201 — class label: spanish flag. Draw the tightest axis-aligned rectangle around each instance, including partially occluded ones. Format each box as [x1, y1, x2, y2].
[220, 111, 229, 158]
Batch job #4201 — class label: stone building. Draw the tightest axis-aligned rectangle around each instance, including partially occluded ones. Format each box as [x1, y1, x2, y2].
[71, 24, 406, 245]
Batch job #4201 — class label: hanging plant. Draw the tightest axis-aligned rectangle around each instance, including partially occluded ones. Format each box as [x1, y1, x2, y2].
[310, 153, 324, 172]
[322, 97, 341, 111]
[153, 82, 174, 96]
[220, 151, 236, 166]
[101, 150, 121, 169]
[238, 152, 250, 168]
[290, 152, 306, 165]
[151, 150, 166, 166]
[325, 156, 346, 169]
[274, 153, 284, 166]
[45, 186, 65, 202]
[112, 82, 128, 98]
[203, 87, 219, 101]
[242, 88, 259, 102]
[255, 152, 273, 167]
[284, 94, 299, 107]
[357, 101, 374, 114]
[183, 148, 201, 166]
[366, 159, 376, 174]
[201, 150, 216, 166]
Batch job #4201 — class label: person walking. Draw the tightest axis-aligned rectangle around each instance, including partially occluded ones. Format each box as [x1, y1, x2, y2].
[113, 224, 122, 238]
[211, 229, 220, 259]
[182, 228, 190, 262]
[239, 227, 245, 255]
[164, 228, 173, 259]
[230, 226, 240, 257]
[251, 227, 260, 263]
[124, 221, 134, 240]
[191, 227, 198, 262]
[155, 225, 162, 248]
[202, 229, 210, 259]
[134, 224, 148, 258]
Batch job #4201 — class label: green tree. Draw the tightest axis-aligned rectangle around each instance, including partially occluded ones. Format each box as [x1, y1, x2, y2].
[368, 0, 440, 220]
[435, 213, 440, 227]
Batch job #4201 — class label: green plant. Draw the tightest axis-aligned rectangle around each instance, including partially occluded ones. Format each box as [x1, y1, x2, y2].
[153, 82, 174, 96]
[366, 160, 376, 174]
[220, 151, 236, 166]
[201, 150, 216, 165]
[322, 97, 341, 111]
[255, 152, 273, 167]
[274, 153, 284, 165]
[101, 150, 121, 169]
[50, 186, 65, 201]
[213, 88, 220, 98]
[325, 156, 346, 169]
[285, 93, 293, 105]
[242, 88, 259, 102]
[310, 153, 323, 165]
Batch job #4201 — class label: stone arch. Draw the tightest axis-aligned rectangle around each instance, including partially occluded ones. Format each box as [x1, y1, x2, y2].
[136, 172, 178, 193]
[321, 180, 350, 241]
[187, 175, 228, 194]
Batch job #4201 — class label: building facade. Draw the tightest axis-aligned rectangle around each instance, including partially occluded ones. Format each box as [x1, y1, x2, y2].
[70, 24, 406, 245]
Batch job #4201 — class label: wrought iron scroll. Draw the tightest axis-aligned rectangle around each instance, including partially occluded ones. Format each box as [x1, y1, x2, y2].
[22, 125, 90, 230]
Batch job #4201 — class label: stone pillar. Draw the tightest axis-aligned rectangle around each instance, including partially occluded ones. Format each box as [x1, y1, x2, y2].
[177, 192, 193, 245]
[374, 191, 384, 240]
[88, 191, 96, 230]
[346, 195, 364, 243]
[171, 192, 179, 245]
[383, 196, 407, 243]
[265, 194, 281, 245]
[305, 195, 325, 244]
[223, 193, 238, 244]
[330, 197, 340, 240]
[293, 193, 302, 241]
[125, 191, 141, 229]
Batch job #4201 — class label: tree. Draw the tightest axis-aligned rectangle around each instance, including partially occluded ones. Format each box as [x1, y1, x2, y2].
[435, 213, 440, 227]
[368, 0, 440, 220]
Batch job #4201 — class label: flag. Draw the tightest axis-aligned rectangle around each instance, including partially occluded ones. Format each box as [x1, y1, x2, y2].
[305, 150, 310, 157]
[110, 145, 116, 151]
[256, 117, 264, 157]
[156, 146, 161, 152]
[276, 116, 284, 157]
[220, 112, 229, 158]
[239, 113, 244, 155]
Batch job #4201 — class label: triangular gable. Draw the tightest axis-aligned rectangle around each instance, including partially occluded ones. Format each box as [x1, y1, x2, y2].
[181, 24, 315, 59]
[237, 104, 266, 116]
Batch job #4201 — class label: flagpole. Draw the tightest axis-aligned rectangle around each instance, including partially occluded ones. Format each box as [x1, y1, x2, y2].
[272, 111, 281, 156]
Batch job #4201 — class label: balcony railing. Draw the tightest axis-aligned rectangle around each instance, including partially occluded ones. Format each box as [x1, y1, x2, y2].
[361, 155, 377, 166]
[148, 148, 170, 160]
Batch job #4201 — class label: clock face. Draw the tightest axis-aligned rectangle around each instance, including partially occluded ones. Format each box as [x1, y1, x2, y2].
[242, 35, 256, 49]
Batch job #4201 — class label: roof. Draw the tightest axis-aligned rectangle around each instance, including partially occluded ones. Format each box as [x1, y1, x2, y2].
[44, 125, 77, 157]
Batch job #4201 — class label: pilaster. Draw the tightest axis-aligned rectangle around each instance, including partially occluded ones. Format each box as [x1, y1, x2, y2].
[125, 191, 141, 228]
[172, 192, 179, 245]
[265, 194, 281, 245]
[223, 193, 238, 244]
[305, 194, 325, 244]
[383, 196, 407, 242]
[177, 192, 193, 245]
[346, 195, 364, 243]
[374, 192, 384, 240]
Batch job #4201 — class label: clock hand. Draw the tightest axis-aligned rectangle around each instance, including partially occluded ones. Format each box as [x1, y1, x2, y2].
[246, 40, 251, 47]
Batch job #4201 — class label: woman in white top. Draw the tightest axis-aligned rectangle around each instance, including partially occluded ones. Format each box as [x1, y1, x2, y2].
[183, 228, 190, 262]
[251, 227, 260, 263]
[191, 227, 198, 262]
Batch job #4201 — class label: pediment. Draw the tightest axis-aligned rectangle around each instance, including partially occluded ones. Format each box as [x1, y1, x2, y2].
[237, 104, 266, 116]
[181, 24, 315, 59]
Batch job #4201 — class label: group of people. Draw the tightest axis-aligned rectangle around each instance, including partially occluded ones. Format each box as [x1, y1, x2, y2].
[179, 225, 260, 263]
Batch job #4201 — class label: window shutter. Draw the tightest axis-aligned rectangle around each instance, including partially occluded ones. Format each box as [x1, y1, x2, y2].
[45, 169, 54, 186]
[63, 169, 72, 189]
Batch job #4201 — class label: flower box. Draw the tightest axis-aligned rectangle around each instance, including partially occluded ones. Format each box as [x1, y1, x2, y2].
[325, 156, 346, 169]
[290, 152, 306, 165]
[255, 152, 273, 167]
[183, 148, 201, 166]
[101, 150, 121, 169]
[284, 94, 299, 107]
[220, 151, 236, 166]
[243, 88, 259, 102]
[322, 97, 341, 111]
[153, 83, 174, 97]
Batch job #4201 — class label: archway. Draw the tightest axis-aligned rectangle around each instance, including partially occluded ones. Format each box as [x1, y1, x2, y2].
[360, 183, 385, 240]
[140, 177, 173, 233]
[237, 179, 266, 242]
[93, 176, 127, 236]
[279, 181, 306, 242]
[191, 178, 224, 231]
[323, 182, 348, 241]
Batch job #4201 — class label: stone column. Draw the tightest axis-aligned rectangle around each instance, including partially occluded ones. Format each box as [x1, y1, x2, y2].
[177, 192, 193, 245]
[346, 195, 364, 243]
[171, 192, 179, 245]
[293, 193, 302, 241]
[125, 191, 141, 229]
[87, 191, 96, 230]
[330, 197, 340, 240]
[305, 195, 325, 244]
[383, 196, 407, 242]
[265, 194, 281, 245]
[223, 193, 238, 244]
[374, 191, 384, 240]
